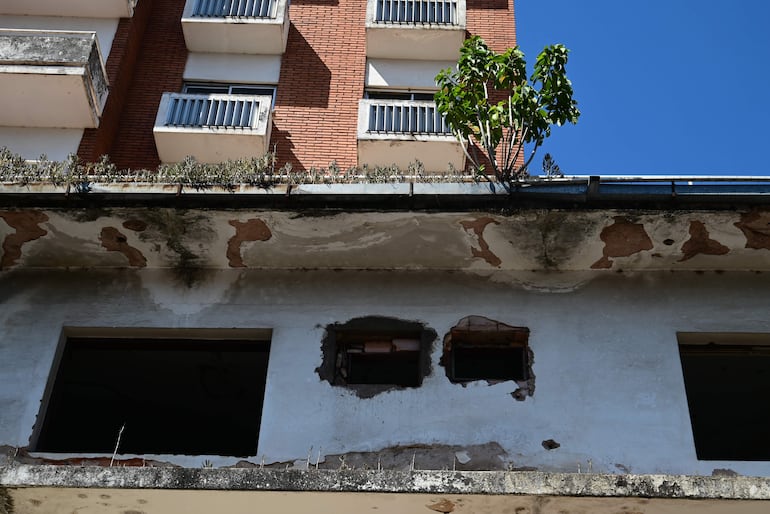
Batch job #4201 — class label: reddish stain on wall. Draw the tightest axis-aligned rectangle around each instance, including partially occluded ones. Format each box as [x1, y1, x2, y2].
[0, 210, 49, 269]
[227, 219, 273, 268]
[592, 216, 653, 269]
[679, 220, 729, 262]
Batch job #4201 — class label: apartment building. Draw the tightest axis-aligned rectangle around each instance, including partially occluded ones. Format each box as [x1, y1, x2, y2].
[3, 1, 770, 514]
[0, 0, 513, 172]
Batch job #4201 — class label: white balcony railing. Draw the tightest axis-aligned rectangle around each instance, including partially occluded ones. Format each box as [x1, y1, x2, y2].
[164, 94, 262, 128]
[365, 0, 465, 60]
[373, 0, 459, 25]
[181, 0, 289, 54]
[190, 0, 278, 18]
[357, 99, 463, 171]
[153, 93, 273, 163]
[366, 100, 451, 135]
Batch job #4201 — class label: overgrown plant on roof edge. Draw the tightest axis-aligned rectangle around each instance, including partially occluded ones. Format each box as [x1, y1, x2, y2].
[434, 36, 580, 187]
[0, 148, 474, 190]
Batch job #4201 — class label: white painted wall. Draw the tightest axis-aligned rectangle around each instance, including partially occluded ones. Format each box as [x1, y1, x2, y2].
[0, 127, 83, 160]
[184, 53, 282, 85]
[366, 58, 455, 90]
[0, 16, 119, 57]
[2, 268, 770, 476]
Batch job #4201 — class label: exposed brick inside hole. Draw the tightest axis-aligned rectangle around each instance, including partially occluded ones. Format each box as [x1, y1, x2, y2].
[440, 316, 535, 399]
[316, 316, 436, 399]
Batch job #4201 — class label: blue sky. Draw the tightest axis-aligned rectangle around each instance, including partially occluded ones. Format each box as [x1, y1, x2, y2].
[515, 1, 770, 176]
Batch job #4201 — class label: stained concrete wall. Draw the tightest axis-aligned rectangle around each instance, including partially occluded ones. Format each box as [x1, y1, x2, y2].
[2, 267, 770, 476]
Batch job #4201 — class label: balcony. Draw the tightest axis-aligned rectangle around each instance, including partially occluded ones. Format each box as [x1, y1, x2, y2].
[357, 99, 465, 171]
[0, 30, 108, 129]
[153, 93, 273, 163]
[365, 0, 466, 60]
[0, 0, 137, 18]
[181, 0, 290, 54]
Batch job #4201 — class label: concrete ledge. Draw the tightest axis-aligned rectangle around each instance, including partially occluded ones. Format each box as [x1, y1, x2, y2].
[3, 465, 770, 500]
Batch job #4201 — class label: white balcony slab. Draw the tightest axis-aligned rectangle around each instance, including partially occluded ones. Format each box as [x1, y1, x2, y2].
[0, 0, 136, 18]
[365, 0, 465, 60]
[154, 93, 273, 163]
[181, 0, 289, 55]
[366, 58, 455, 89]
[0, 30, 108, 129]
[357, 99, 464, 172]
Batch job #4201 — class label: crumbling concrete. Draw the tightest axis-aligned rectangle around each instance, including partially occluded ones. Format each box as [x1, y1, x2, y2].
[3, 464, 770, 500]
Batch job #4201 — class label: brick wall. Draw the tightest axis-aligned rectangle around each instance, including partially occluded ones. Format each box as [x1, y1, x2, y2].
[77, 0, 152, 163]
[467, 0, 516, 50]
[79, 0, 515, 172]
[108, 0, 188, 171]
[271, 0, 367, 172]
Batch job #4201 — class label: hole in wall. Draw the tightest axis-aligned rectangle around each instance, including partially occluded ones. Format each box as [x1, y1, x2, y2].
[316, 316, 436, 398]
[440, 316, 535, 399]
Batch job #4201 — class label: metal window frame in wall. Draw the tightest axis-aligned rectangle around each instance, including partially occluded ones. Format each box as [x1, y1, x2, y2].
[364, 89, 437, 101]
[183, 82, 277, 107]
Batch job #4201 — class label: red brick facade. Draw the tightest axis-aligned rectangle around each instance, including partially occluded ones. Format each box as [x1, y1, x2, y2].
[76, 0, 152, 163]
[108, 0, 189, 171]
[78, 0, 516, 172]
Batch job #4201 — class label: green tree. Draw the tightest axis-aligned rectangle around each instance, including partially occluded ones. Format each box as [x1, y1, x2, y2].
[434, 36, 580, 185]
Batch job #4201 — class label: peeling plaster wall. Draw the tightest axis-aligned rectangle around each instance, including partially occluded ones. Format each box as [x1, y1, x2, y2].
[2, 209, 770, 272]
[3, 268, 770, 477]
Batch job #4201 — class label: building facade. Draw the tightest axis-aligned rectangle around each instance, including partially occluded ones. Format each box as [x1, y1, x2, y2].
[1, 0, 514, 171]
[3, 2, 770, 514]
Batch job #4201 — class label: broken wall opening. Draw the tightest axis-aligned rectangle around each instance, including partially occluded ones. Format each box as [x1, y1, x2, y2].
[316, 316, 436, 398]
[33, 330, 272, 457]
[678, 332, 770, 461]
[441, 316, 534, 398]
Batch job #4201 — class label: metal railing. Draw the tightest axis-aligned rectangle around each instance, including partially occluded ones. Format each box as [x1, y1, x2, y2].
[367, 101, 451, 134]
[191, 0, 277, 18]
[374, 0, 458, 24]
[164, 93, 263, 129]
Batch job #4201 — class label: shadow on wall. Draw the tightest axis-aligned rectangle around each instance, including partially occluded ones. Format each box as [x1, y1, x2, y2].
[269, 125, 300, 171]
[275, 26, 331, 108]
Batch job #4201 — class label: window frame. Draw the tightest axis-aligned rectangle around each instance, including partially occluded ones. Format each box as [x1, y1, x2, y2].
[182, 82, 277, 107]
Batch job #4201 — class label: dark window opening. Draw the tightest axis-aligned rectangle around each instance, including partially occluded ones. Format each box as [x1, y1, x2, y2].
[35, 336, 271, 457]
[678, 333, 770, 461]
[365, 90, 436, 101]
[316, 316, 436, 398]
[338, 336, 421, 387]
[442, 316, 530, 384]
